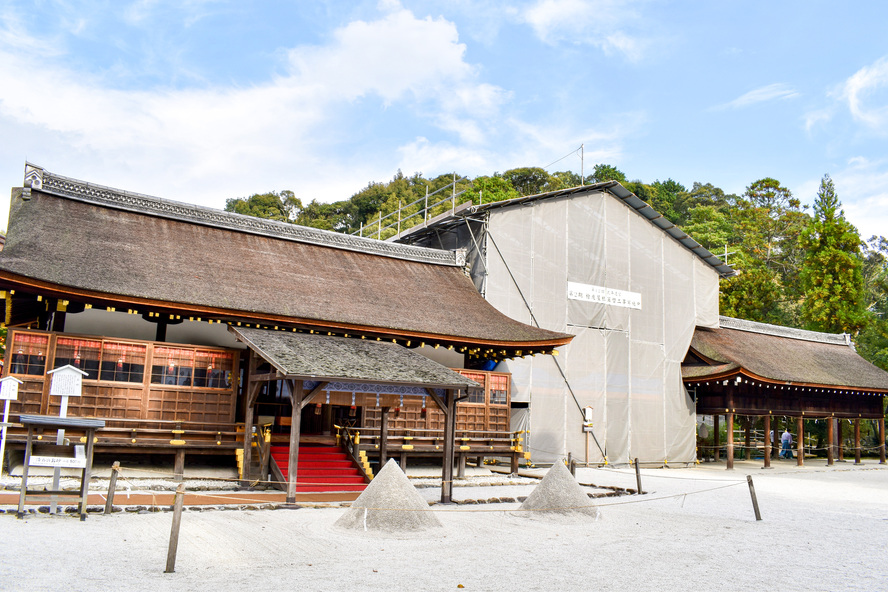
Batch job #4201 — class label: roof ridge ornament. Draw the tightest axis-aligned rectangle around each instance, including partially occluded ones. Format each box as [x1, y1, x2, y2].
[22, 162, 44, 200]
[29, 164, 462, 267]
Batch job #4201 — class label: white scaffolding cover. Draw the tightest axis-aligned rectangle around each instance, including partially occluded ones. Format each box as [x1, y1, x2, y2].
[487, 191, 718, 464]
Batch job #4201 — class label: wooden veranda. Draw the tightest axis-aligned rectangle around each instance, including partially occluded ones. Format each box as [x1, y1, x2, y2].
[685, 317, 888, 470]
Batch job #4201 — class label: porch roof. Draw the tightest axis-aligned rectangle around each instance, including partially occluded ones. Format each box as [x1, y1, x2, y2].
[230, 326, 479, 390]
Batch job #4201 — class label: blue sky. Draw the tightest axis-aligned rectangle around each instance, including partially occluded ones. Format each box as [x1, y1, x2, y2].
[1, 1, 887, 242]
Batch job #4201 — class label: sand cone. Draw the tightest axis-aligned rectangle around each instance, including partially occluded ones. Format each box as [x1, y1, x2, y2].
[335, 458, 442, 532]
[518, 460, 600, 519]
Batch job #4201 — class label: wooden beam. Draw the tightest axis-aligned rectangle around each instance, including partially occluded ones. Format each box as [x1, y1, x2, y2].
[240, 380, 262, 487]
[379, 406, 389, 467]
[880, 418, 886, 465]
[174, 449, 185, 481]
[286, 380, 304, 504]
[854, 418, 861, 464]
[441, 389, 456, 503]
[300, 381, 330, 410]
[425, 388, 448, 416]
[249, 372, 283, 383]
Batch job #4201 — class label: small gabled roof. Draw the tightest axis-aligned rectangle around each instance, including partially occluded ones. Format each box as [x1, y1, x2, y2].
[394, 181, 735, 277]
[684, 316, 888, 392]
[230, 326, 479, 389]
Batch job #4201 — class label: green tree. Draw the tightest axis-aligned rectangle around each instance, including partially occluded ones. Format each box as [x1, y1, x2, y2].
[548, 170, 583, 190]
[862, 236, 888, 314]
[464, 175, 520, 205]
[502, 167, 553, 196]
[673, 182, 735, 226]
[799, 175, 867, 333]
[224, 190, 302, 222]
[649, 179, 686, 222]
[586, 163, 627, 184]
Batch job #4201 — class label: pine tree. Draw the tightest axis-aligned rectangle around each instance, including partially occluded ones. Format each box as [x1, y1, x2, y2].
[799, 175, 867, 333]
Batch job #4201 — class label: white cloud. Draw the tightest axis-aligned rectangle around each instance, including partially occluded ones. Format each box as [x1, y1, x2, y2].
[0, 5, 515, 223]
[286, 9, 477, 104]
[522, 0, 647, 60]
[715, 83, 799, 110]
[839, 56, 888, 133]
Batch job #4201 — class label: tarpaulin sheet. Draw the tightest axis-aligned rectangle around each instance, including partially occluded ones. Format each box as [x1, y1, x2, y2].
[485, 188, 720, 464]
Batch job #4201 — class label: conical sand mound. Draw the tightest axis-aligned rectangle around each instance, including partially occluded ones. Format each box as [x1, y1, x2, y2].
[335, 458, 442, 532]
[518, 460, 600, 519]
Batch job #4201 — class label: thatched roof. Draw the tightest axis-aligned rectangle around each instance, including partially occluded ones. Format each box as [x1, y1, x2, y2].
[0, 164, 571, 350]
[230, 326, 479, 388]
[684, 316, 888, 391]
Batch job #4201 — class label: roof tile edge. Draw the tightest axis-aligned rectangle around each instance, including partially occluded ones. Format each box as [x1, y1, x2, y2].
[24, 162, 462, 267]
[718, 315, 851, 346]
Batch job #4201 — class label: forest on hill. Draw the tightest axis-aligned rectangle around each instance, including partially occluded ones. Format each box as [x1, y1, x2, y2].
[224, 165, 888, 372]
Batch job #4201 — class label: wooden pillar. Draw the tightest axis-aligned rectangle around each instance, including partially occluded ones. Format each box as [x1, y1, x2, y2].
[51, 309, 66, 333]
[399, 451, 408, 469]
[854, 418, 861, 464]
[827, 417, 835, 465]
[379, 406, 389, 466]
[726, 413, 734, 470]
[155, 321, 168, 343]
[286, 380, 304, 504]
[743, 416, 752, 461]
[457, 452, 466, 478]
[713, 414, 720, 462]
[880, 418, 886, 464]
[240, 380, 261, 487]
[762, 415, 771, 469]
[797, 417, 804, 467]
[441, 389, 456, 503]
[174, 449, 185, 482]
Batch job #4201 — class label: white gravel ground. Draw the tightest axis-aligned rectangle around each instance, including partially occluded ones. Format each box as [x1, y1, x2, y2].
[1, 459, 886, 592]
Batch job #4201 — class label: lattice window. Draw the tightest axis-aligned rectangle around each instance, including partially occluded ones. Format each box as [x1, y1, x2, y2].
[461, 371, 487, 403]
[100, 341, 147, 383]
[9, 332, 49, 376]
[54, 337, 101, 379]
[194, 350, 233, 388]
[151, 347, 232, 389]
[152, 347, 195, 386]
[489, 374, 509, 405]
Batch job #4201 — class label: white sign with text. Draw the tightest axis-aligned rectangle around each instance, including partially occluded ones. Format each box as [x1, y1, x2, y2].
[567, 281, 642, 310]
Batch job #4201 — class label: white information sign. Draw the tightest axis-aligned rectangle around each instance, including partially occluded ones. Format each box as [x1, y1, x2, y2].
[567, 281, 642, 310]
[30, 455, 87, 468]
[47, 365, 88, 397]
[0, 376, 22, 401]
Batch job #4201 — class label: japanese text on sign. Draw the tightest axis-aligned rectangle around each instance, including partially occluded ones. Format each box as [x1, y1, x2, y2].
[567, 281, 642, 310]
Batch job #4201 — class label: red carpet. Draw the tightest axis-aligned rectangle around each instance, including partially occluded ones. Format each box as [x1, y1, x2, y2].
[270, 445, 368, 492]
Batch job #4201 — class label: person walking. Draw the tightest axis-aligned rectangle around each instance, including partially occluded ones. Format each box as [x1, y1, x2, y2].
[781, 428, 794, 459]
